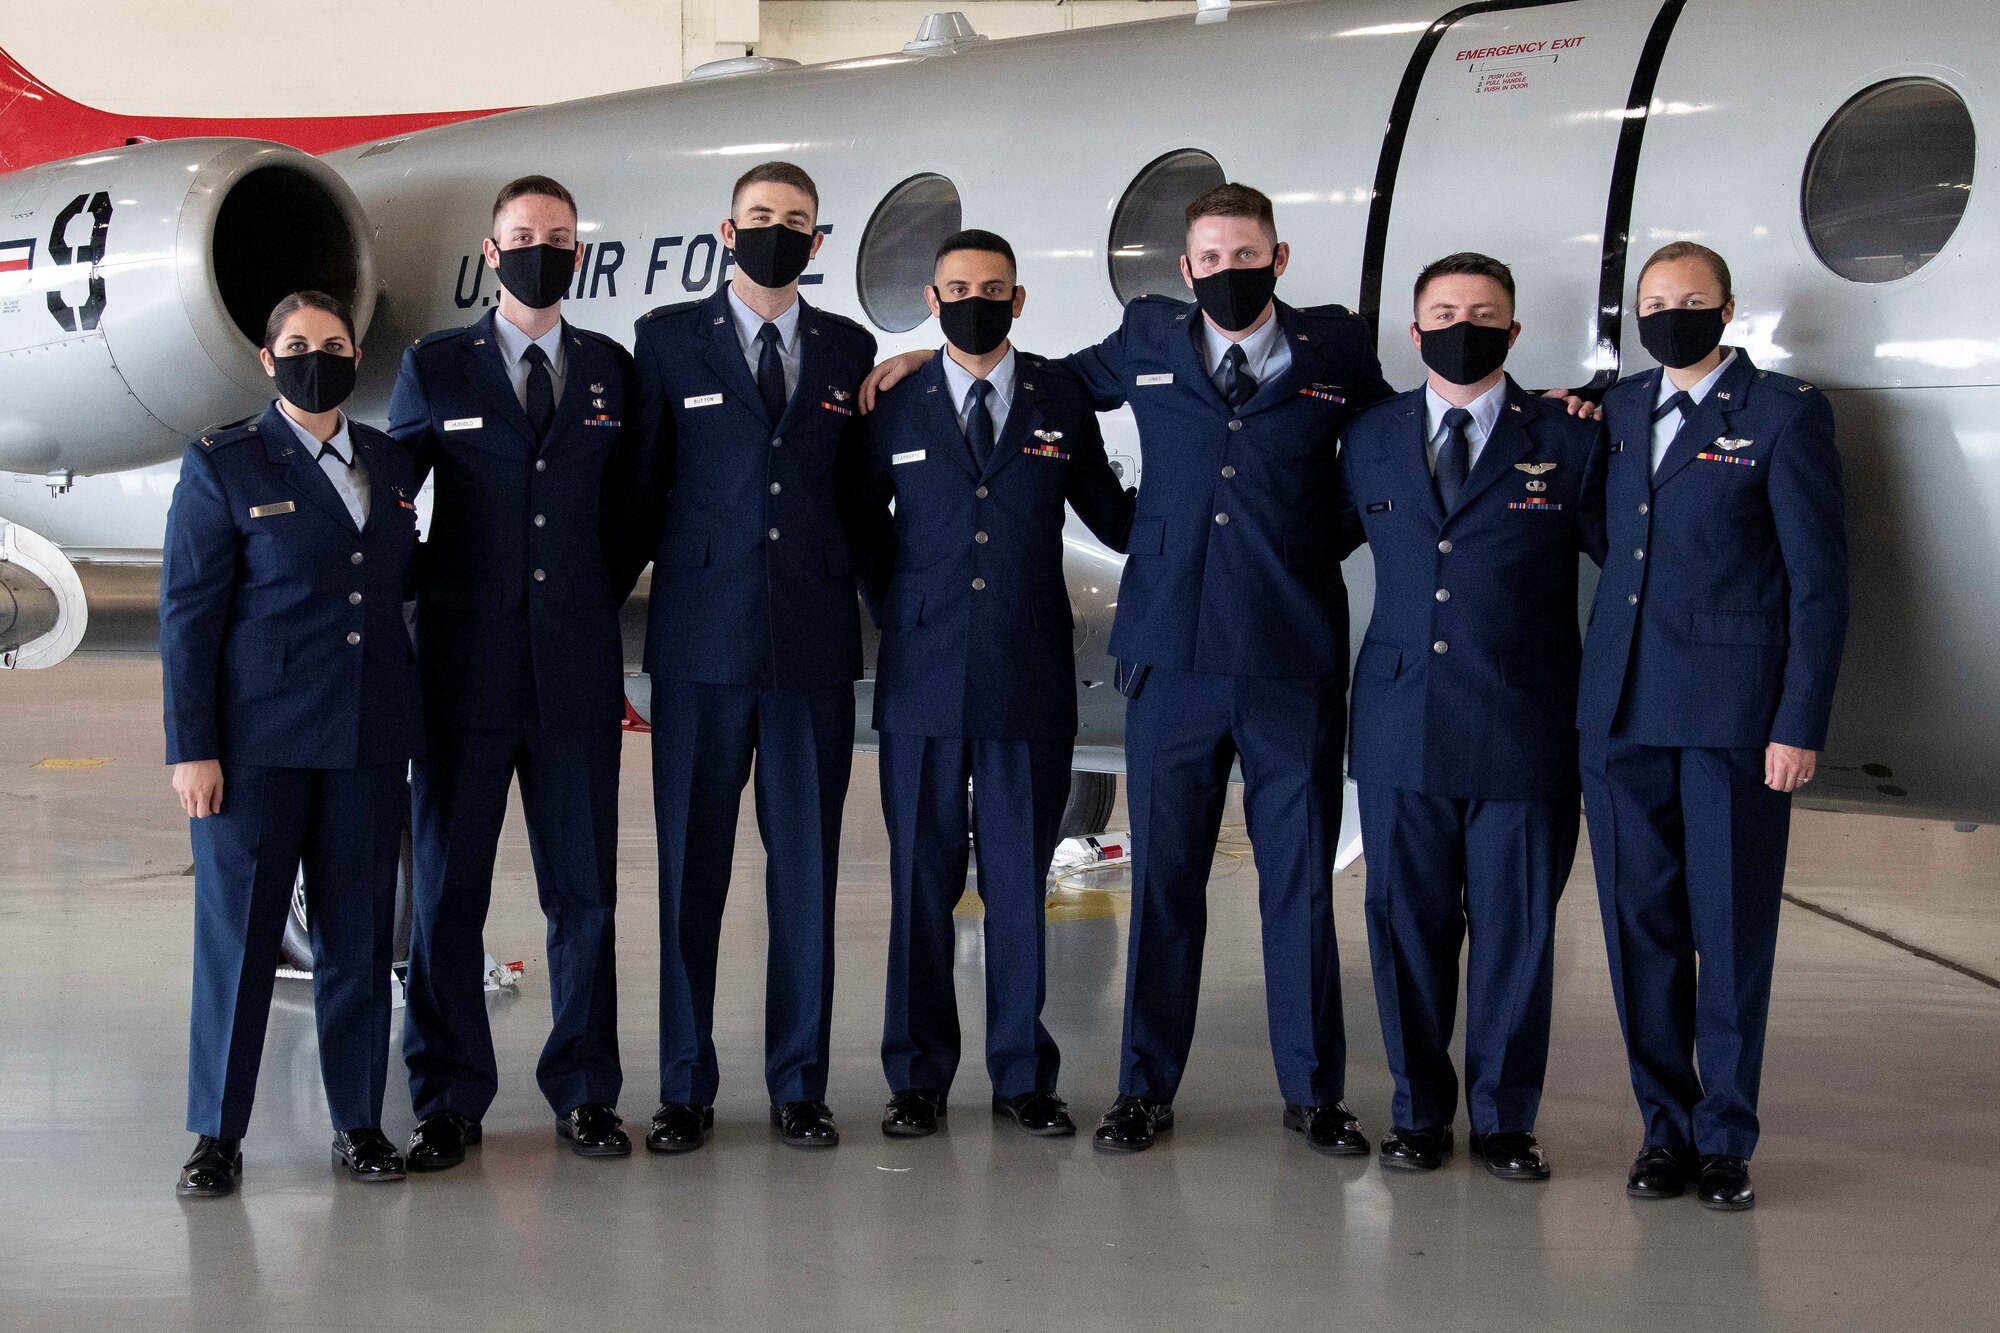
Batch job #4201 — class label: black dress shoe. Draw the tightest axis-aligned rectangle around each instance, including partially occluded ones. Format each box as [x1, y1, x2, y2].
[556, 1104, 632, 1158]
[176, 1136, 241, 1198]
[1378, 1125, 1454, 1172]
[1092, 1096, 1173, 1153]
[772, 1100, 840, 1148]
[406, 1111, 481, 1172]
[993, 1090, 1076, 1137]
[1626, 1144, 1695, 1200]
[331, 1128, 407, 1183]
[646, 1102, 715, 1154]
[1697, 1154, 1755, 1211]
[1470, 1130, 1551, 1181]
[882, 1089, 947, 1138]
[1283, 1102, 1369, 1157]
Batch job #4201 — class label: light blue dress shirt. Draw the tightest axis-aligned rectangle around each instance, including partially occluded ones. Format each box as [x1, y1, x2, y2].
[1199, 304, 1292, 388]
[277, 404, 369, 529]
[491, 313, 568, 411]
[1424, 378, 1507, 474]
[727, 285, 802, 400]
[939, 345, 1018, 440]
[1651, 348, 1738, 473]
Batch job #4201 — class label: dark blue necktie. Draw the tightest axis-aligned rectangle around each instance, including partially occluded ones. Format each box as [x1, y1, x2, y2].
[522, 343, 554, 441]
[1653, 390, 1695, 425]
[1216, 343, 1256, 409]
[963, 378, 995, 472]
[1435, 406, 1471, 511]
[756, 322, 788, 425]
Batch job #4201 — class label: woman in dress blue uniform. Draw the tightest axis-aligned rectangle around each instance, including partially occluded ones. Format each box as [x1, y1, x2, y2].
[1578, 243, 1848, 1210]
[161, 291, 424, 1196]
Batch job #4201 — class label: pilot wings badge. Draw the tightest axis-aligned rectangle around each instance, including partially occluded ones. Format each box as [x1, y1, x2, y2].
[1714, 437, 1754, 451]
[1514, 462, 1558, 475]
[1034, 430, 1064, 443]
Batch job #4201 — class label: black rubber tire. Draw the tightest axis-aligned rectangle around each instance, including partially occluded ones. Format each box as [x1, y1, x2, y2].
[1058, 770, 1117, 840]
[278, 800, 416, 976]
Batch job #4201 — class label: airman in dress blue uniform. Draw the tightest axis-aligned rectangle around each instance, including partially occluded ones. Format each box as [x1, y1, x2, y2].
[853, 230, 1134, 1140]
[163, 292, 421, 1196]
[622, 161, 878, 1151]
[392, 176, 637, 1167]
[864, 183, 1400, 1153]
[1341, 254, 1607, 1181]
[1579, 242, 1848, 1211]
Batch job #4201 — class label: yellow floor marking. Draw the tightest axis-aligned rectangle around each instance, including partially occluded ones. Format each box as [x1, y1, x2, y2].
[33, 758, 108, 769]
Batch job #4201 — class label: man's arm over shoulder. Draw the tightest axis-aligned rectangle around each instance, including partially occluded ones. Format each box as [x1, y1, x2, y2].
[1053, 296, 1169, 412]
[1043, 361, 1135, 553]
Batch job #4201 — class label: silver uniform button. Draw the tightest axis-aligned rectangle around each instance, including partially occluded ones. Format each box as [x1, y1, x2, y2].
[535, 459, 547, 472]
[1637, 502, 1648, 514]
[1221, 465, 1237, 479]
[769, 527, 781, 541]
[1435, 589, 1450, 602]
[1437, 540, 1453, 554]
[972, 577, 986, 591]
[772, 436, 783, 448]
[346, 631, 361, 645]
[1228, 420, 1243, 432]
[533, 568, 546, 582]
[1215, 513, 1229, 525]
[349, 592, 363, 605]
[974, 531, 989, 544]
[533, 514, 546, 527]
[351, 551, 364, 565]
[1433, 640, 1449, 654]
[1634, 548, 1645, 560]
[769, 482, 782, 495]
[1628, 593, 1639, 605]
[975, 486, 988, 499]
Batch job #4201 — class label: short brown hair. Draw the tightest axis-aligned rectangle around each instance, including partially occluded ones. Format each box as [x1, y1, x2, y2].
[1413, 251, 1516, 312]
[732, 161, 820, 216]
[1638, 241, 1732, 302]
[1185, 182, 1276, 241]
[262, 290, 356, 351]
[490, 174, 577, 228]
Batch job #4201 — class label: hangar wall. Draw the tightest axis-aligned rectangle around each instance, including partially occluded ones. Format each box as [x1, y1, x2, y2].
[4, 1, 1202, 115]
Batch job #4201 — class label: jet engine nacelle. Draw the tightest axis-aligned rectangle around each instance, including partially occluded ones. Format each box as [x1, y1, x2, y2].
[0, 138, 376, 477]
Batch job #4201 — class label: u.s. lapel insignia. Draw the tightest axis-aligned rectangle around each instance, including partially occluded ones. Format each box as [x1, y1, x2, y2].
[1716, 390, 1732, 401]
[712, 316, 726, 325]
[1714, 436, 1753, 451]
[1021, 382, 1035, 391]
[1034, 429, 1064, 443]
[1509, 403, 1524, 413]
[471, 338, 487, 346]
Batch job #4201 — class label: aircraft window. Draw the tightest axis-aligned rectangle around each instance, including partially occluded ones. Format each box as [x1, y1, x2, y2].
[1109, 150, 1226, 304]
[857, 173, 963, 333]
[1804, 78, 1976, 284]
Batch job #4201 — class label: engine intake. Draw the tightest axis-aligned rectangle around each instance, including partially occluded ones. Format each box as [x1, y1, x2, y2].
[0, 138, 376, 476]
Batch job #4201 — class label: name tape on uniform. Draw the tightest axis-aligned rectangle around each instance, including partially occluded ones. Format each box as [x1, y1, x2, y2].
[1135, 373, 1175, 386]
[443, 417, 482, 432]
[892, 450, 926, 466]
[684, 393, 724, 409]
[248, 501, 297, 518]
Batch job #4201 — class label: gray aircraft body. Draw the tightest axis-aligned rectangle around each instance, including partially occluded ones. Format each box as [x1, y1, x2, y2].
[0, 0, 1992, 828]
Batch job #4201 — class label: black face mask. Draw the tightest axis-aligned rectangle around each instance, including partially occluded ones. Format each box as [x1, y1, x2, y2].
[936, 293, 1015, 357]
[731, 223, 816, 289]
[1419, 320, 1512, 386]
[1638, 305, 1727, 369]
[494, 243, 576, 309]
[1190, 263, 1277, 333]
[271, 350, 357, 414]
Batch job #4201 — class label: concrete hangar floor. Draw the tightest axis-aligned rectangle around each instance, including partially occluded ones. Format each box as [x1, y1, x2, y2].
[2, 657, 1997, 1332]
